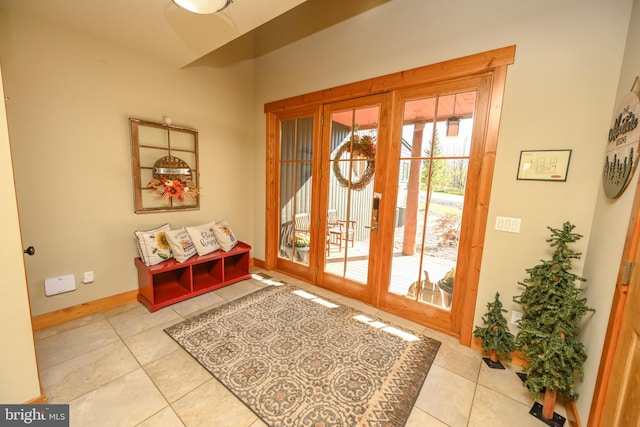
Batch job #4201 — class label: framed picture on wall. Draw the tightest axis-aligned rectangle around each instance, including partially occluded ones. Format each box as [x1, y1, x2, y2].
[130, 118, 200, 213]
[516, 149, 572, 182]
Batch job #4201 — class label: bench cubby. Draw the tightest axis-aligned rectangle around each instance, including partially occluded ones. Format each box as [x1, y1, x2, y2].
[135, 241, 251, 312]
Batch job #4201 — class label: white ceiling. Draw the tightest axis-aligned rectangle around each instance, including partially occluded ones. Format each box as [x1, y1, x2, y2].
[0, 0, 309, 67]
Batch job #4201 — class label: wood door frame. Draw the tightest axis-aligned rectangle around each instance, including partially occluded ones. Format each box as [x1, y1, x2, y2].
[265, 46, 515, 344]
[265, 105, 322, 280]
[316, 94, 389, 306]
[588, 174, 640, 426]
[377, 75, 494, 337]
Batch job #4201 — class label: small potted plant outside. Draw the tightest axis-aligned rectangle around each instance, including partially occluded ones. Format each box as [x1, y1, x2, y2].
[513, 222, 594, 425]
[293, 233, 310, 262]
[437, 268, 455, 308]
[473, 292, 516, 369]
[293, 232, 310, 248]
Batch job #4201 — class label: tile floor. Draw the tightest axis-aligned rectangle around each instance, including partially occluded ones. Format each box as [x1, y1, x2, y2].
[34, 268, 567, 427]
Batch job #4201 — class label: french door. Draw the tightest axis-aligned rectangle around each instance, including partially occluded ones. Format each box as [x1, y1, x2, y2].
[378, 76, 493, 334]
[265, 46, 513, 340]
[316, 95, 388, 305]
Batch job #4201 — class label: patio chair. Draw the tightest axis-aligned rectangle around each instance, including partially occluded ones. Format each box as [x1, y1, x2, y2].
[279, 221, 293, 258]
[327, 209, 355, 251]
[295, 213, 332, 256]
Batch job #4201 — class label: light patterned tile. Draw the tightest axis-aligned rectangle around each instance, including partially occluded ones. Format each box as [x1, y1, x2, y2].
[70, 369, 168, 426]
[34, 312, 106, 340]
[124, 321, 182, 366]
[40, 340, 139, 403]
[172, 379, 258, 427]
[36, 319, 121, 369]
[433, 339, 482, 382]
[144, 350, 212, 403]
[477, 359, 533, 406]
[108, 304, 181, 338]
[214, 280, 262, 301]
[137, 406, 185, 427]
[103, 301, 144, 319]
[170, 291, 226, 318]
[406, 407, 449, 426]
[415, 365, 475, 427]
[468, 384, 542, 427]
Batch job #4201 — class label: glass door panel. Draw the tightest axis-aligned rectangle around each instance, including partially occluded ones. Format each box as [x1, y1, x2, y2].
[389, 91, 475, 313]
[323, 101, 380, 291]
[278, 116, 314, 266]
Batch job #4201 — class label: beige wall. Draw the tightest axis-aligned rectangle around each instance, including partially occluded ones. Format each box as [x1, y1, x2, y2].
[0, 65, 41, 403]
[2, 0, 638, 420]
[0, 9, 256, 316]
[252, 0, 633, 421]
[579, 0, 640, 418]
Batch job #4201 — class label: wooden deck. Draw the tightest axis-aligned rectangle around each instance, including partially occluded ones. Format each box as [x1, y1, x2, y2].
[324, 239, 454, 310]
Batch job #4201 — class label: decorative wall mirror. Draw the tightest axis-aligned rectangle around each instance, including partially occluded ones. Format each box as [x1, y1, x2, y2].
[130, 118, 200, 213]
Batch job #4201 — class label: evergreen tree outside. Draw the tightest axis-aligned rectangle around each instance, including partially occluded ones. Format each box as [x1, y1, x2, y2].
[473, 292, 516, 362]
[423, 129, 448, 191]
[513, 222, 594, 406]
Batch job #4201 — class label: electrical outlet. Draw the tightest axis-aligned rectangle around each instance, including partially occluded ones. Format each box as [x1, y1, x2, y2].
[83, 271, 94, 284]
[511, 310, 523, 325]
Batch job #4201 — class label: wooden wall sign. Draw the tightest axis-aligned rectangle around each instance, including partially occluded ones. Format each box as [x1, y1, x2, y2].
[603, 83, 640, 199]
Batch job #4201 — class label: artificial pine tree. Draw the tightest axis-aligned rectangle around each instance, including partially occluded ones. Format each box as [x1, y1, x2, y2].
[473, 292, 516, 368]
[513, 221, 594, 423]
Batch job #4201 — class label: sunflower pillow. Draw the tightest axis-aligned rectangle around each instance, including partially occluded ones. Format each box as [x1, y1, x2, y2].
[134, 223, 173, 266]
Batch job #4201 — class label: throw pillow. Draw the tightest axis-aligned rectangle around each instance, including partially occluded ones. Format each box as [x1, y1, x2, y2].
[212, 220, 238, 252]
[165, 228, 197, 263]
[134, 223, 173, 266]
[185, 221, 220, 256]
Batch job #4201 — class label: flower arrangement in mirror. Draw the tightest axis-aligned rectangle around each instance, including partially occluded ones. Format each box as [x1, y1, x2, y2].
[147, 177, 199, 205]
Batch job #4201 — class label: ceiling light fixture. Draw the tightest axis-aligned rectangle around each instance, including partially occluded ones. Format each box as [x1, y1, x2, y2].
[172, 0, 233, 14]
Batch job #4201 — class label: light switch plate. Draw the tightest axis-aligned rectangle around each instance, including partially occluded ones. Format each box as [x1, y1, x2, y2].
[495, 216, 521, 233]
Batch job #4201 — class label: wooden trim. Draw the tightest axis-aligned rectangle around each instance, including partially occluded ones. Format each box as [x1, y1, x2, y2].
[31, 290, 138, 331]
[253, 258, 265, 269]
[24, 394, 47, 404]
[265, 46, 515, 113]
[567, 400, 582, 427]
[458, 64, 510, 346]
[264, 111, 278, 271]
[588, 175, 640, 426]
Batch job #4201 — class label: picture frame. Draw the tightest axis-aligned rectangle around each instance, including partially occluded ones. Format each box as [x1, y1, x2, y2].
[130, 118, 200, 213]
[516, 149, 572, 182]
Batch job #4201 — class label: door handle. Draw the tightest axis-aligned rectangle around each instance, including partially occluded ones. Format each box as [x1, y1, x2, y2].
[369, 193, 382, 234]
[23, 246, 35, 256]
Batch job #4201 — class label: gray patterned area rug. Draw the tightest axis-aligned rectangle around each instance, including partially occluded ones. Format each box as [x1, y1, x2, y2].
[164, 283, 441, 427]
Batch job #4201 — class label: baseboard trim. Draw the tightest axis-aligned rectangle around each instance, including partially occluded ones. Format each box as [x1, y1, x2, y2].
[24, 393, 47, 404]
[31, 290, 138, 331]
[31, 258, 265, 330]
